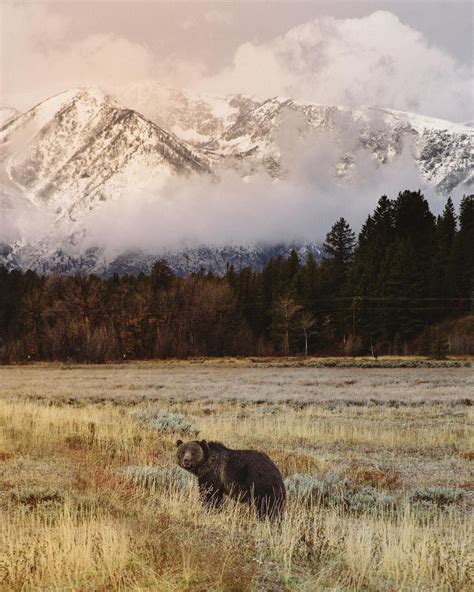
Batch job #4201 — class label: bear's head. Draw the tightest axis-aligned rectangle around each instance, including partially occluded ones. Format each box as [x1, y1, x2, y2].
[176, 439, 209, 473]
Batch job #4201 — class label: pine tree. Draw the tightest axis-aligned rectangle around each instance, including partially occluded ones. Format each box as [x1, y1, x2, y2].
[321, 218, 355, 340]
[352, 195, 395, 339]
[433, 197, 457, 312]
[287, 249, 300, 277]
[437, 197, 457, 258]
[301, 252, 320, 309]
[323, 217, 356, 268]
[150, 260, 175, 293]
[453, 194, 474, 307]
[385, 240, 426, 339]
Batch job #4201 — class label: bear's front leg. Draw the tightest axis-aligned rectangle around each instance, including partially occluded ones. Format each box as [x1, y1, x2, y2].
[198, 477, 224, 510]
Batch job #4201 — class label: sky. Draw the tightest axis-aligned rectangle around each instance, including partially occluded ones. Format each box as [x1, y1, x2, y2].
[1, 0, 473, 121]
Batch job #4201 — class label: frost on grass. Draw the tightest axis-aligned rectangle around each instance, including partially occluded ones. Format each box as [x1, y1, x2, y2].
[133, 408, 199, 436]
[286, 472, 395, 513]
[120, 465, 193, 491]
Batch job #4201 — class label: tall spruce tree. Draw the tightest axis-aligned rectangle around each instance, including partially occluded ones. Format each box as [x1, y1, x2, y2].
[323, 217, 356, 268]
[437, 197, 457, 261]
[433, 197, 457, 309]
[352, 195, 395, 343]
[453, 194, 474, 308]
[385, 191, 436, 336]
[322, 217, 356, 342]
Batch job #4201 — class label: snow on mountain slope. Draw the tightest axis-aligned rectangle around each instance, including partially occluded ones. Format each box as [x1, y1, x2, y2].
[0, 87, 210, 222]
[116, 81, 473, 193]
[0, 107, 19, 127]
[1, 83, 472, 276]
[1, 239, 321, 277]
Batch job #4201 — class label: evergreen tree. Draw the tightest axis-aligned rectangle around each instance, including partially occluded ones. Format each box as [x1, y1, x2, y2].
[433, 197, 457, 312]
[437, 197, 457, 260]
[302, 253, 319, 301]
[287, 249, 300, 278]
[150, 260, 175, 295]
[322, 217, 355, 299]
[453, 194, 474, 308]
[323, 217, 356, 268]
[352, 195, 395, 340]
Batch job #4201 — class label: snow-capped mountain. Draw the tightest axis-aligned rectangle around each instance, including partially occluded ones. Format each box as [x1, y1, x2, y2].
[0, 87, 210, 222]
[0, 83, 472, 276]
[117, 81, 473, 193]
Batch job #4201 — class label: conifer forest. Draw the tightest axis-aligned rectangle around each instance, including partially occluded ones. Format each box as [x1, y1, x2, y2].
[1, 191, 472, 362]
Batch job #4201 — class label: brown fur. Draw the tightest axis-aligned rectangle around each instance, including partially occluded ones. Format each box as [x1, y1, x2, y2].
[176, 439, 286, 520]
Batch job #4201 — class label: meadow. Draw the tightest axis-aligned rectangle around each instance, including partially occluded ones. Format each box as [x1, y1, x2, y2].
[0, 360, 472, 591]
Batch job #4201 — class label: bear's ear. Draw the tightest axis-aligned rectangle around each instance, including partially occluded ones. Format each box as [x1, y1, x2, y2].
[176, 439, 183, 448]
[200, 440, 209, 455]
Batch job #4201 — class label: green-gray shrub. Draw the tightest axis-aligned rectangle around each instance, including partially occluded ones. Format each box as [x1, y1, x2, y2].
[133, 408, 199, 436]
[286, 474, 466, 516]
[285, 472, 395, 513]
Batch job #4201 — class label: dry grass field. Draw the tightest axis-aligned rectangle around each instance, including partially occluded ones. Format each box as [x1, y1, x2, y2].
[0, 360, 472, 591]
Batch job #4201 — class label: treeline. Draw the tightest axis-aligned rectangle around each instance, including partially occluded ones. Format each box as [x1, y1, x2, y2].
[0, 191, 472, 362]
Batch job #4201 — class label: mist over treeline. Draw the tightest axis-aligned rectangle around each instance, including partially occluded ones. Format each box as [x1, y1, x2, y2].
[1, 190, 472, 362]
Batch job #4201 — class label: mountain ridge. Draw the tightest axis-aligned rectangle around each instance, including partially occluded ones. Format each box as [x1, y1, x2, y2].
[116, 80, 473, 191]
[0, 83, 472, 276]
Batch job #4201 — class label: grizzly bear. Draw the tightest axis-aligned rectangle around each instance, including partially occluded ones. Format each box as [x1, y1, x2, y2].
[176, 439, 286, 520]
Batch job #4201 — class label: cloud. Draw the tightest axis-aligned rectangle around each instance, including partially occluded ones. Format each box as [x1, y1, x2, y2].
[0, 2, 201, 110]
[2, 5, 471, 122]
[196, 11, 473, 122]
[73, 120, 443, 256]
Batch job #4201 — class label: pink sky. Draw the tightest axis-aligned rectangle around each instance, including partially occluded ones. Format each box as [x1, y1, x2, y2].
[1, 1, 473, 121]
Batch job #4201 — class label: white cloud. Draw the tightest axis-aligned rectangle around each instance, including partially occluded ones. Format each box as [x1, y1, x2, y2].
[0, 2, 201, 110]
[196, 11, 473, 122]
[2, 5, 471, 122]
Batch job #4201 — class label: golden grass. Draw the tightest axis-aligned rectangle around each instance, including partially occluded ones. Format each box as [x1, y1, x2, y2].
[0, 364, 472, 591]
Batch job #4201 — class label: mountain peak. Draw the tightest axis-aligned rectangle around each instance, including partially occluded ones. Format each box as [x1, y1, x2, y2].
[0, 84, 210, 218]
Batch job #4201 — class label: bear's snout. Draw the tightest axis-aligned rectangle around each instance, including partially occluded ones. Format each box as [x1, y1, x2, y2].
[182, 453, 193, 468]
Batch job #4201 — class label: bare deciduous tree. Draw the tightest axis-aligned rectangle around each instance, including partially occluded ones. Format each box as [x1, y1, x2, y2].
[300, 311, 317, 356]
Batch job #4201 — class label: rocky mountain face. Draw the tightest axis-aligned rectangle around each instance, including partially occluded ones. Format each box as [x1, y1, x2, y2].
[0, 87, 209, 223]
[117, 81, 473, 193]
[0, 83, 472, 276]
